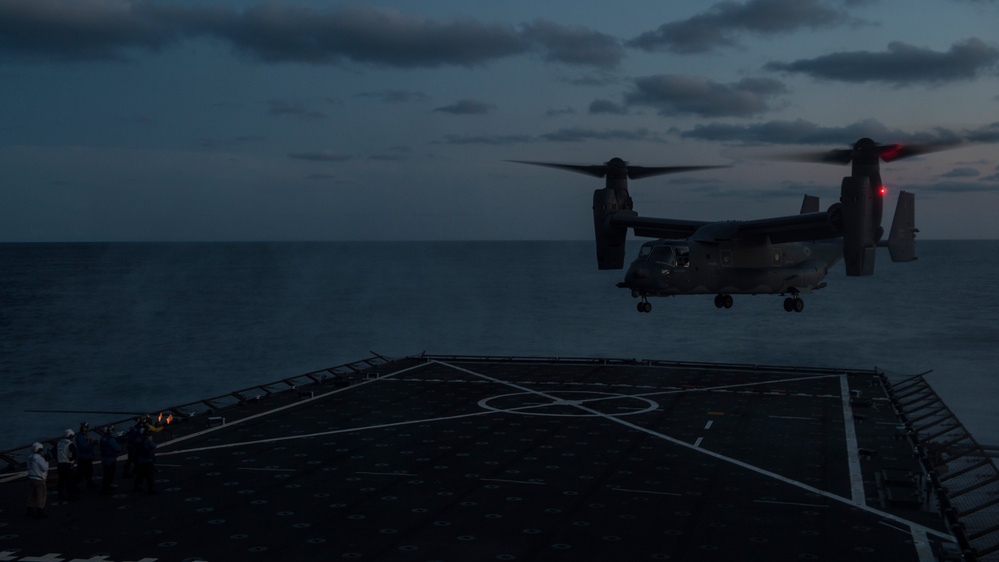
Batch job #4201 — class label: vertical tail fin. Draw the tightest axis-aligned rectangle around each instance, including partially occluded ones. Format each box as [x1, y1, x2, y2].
[800, 195, 820, 214]
[883, 190, 917, 262]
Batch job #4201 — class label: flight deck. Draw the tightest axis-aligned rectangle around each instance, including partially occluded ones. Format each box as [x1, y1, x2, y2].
[2, 354, 998, 561]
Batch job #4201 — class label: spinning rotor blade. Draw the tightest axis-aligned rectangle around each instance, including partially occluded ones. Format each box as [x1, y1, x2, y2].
[626, 165, 728, 179]
[782, 148, 854, 165]
[507, 161, 607, 178]
[877, 142, 949, 162]
[508, 159, 727, 179]
[781, 138, 960, 165]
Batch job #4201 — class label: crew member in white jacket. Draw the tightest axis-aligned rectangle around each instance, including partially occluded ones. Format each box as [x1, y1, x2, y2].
[26, 442, 49, 518]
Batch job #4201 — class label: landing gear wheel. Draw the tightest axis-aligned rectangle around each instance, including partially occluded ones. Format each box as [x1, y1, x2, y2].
[783, 297, 804, 312]
[637, 300, 652, 313]
[714, 294, 734, 309]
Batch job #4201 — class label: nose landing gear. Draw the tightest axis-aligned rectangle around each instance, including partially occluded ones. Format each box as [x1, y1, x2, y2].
[637, 297, 652, 313]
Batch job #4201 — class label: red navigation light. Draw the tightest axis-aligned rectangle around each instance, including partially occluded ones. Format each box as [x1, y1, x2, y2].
[880, 145, 903, 161]
[878, 186, 887, 196]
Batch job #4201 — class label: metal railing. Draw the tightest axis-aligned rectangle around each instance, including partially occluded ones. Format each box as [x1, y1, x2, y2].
[0, 354, 393, 476]
[887, 373, 999, 562]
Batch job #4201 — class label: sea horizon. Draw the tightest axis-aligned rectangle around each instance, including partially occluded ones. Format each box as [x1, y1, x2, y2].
[3, 240, 998, 452]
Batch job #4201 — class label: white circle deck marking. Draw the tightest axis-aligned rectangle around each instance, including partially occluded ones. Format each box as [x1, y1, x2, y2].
[478, 391, 659, 417]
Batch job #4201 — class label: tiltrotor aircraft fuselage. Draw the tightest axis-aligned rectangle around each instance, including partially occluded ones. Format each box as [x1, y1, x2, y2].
[514, 138, 930, 313]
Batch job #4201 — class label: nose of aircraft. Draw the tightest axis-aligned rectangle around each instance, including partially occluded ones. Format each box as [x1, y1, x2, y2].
[623, 263, 651, 287]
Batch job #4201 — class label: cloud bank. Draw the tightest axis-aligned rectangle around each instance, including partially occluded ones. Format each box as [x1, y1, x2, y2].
[0, 0, 625, 69]
[628, 0, 849, 54]
[765, 38, 999, 86]
[624, 75, 788, 117]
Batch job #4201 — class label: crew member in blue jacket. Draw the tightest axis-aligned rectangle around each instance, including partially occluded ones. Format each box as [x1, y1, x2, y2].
[132, 429, 158, 495]
[99, 425, 123, 496]
[75, 422, 98, 489]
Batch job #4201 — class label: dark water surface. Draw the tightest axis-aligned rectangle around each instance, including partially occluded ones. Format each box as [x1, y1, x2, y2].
[2, 241, 997, 450]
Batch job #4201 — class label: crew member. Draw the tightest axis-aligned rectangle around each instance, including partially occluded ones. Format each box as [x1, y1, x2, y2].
[142, 414, 166, 433]
[26, 442, 49, 518]
[75, 422, 98, 489]
[99, 425, 123, 496]
[123, 417, 143, 478]
[55, 429, 77, 502]
[124, 415, 164, 479]
[133, 428, 157, 495]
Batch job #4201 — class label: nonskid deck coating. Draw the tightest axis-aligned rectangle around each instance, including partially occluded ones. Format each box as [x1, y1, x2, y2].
[0, 356, 951, 561]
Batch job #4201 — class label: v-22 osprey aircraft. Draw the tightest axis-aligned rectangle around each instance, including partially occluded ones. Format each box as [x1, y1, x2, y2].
[514, 138, 933, 313]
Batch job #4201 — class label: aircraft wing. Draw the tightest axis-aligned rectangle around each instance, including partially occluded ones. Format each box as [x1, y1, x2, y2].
[609, 210, 840, 243]
[734, 211, 840, 243]
[608, 215, 708, 239]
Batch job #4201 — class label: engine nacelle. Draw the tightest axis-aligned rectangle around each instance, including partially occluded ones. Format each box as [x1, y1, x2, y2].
[839, 175, 880, 276]
[592, 187, 633, 270]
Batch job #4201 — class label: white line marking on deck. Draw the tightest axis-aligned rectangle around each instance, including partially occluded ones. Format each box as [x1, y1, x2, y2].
[628, 374, 843, 400]
[878, 520, 911, 534]
[840, 374, 866, 506]
[0, 554, 159, 562]
[157, 360, 435, 454]
[611, 487, 682, 496]
[160, 408, 499, 456]
[693, 437, 704, 447]
[704, 420, 713, 430]
[157, 363, 509, 456]
[598, 404, 949, 540]
[754, 499, 828, 508]
[480, 478, 545, 485]
[911, 527, 936, 562]
[429, 360, 950, 542]
[156, 359, 953, 548]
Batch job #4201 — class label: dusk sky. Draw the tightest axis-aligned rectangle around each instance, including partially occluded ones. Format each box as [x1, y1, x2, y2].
[2, 0, 998, 241]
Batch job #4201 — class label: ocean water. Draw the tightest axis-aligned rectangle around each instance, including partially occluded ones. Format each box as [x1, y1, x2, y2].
[2, 240, 998, 452]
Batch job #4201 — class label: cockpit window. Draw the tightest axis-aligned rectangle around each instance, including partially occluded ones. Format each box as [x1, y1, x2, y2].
[639, 244, 689, 268]
[675, 246, 690, 268]
[646, 245, 674, 266]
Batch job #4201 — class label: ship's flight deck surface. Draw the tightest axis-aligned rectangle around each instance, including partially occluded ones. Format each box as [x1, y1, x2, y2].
[0, 356, 970, 561]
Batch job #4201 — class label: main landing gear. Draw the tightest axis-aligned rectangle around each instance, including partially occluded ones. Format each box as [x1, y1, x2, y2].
[782, 289, 804, 313]
[783, 297, 804, 312]
[713, 293, 804, 312]
[634, 293, 804, 313]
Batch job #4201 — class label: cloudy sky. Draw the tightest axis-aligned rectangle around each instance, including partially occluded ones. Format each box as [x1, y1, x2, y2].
[1, 0, 998, 241]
